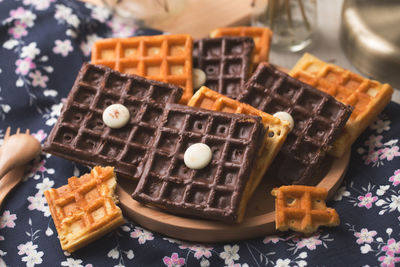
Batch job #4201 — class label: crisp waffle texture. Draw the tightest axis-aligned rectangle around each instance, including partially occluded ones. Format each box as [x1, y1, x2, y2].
[43, 63, 183, 180]
[210, 26, 273, 66]
[290, 53, 394, 157]
[132, 103, 265, 223]
[91, 34, 193, 104]
[44, 166, 124, 252]
[238, 63, 353, 185]
[271, 185, 340, 234]
[188, 86, 290, 195]
[193, 37, 254, 99]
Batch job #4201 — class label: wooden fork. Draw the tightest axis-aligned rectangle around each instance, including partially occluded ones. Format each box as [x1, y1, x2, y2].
[0, 127, 40, 208]
[0, 165, 26, 208]
[0, 127, 40, 180]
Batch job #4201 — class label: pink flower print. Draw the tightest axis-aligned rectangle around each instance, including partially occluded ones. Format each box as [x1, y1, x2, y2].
[17, 241, 38, 255]
[0, 210, 17, 229]
[29, 159, 47, 175]
[15, 57, 36, 75]
[263, 235, 283, 244]
[296, 235, 322, 250]
[380, 146, 400, 161]
[378, 251, 400, 267]
[190, 245, 212, 259]
[354, 228, 377, 244]
[10, 7, 26, 18]
[106, 17, 137, 38]
[363, 149, 382, 165]
[365, 135, 383, 150]
[27, 192, 47, 211]
[370, 119, 390, 133]
[8, 21, 28, 39]
[389, 169, 400, 186]
[163, 253, 185, 267]
[382, 238, 400, 254]
[178, 241, 192, 250]
[130, 227, 154, 244]
[53, 39, 73, 57]
[23, 0, 54, 11]
[29, 70, 48, 87]
[32, 129, 47, 143]
[358, 193, 378, 209]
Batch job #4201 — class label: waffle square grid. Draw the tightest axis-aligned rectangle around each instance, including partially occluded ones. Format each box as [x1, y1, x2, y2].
[44, 166, 124, 252]
[238, 63, 353, 185]
[91, 34, 193, 104]
[187, 86, 290, 195]
[289, 53, 393, 157]
[210, 26, 273, 66]
[43, 63, 183, 180]
[193, 36, 254, 99]
[271, 185, 340, 234]
[133, 103, 265, 223]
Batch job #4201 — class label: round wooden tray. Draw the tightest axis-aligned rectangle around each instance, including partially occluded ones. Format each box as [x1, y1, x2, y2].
[117, 150, 350, 243]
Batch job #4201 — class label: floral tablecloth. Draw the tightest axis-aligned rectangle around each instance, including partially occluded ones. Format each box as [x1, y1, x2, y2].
[1, 1, 400, 266]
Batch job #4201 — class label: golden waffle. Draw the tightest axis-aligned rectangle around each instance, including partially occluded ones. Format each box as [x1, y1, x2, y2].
[210, 26, 273, 66]
[290, 53, 394, 157]
[188, 86, 290, 195]
[271, 185, 339, 234]
[91, 34, 193, 104]
[44, 166, 124, 252]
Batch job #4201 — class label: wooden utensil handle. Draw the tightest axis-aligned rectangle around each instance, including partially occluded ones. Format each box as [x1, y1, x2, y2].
[0, 165, 26, 208]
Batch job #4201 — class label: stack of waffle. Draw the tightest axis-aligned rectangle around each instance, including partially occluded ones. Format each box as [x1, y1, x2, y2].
[43, 26, 394, 251]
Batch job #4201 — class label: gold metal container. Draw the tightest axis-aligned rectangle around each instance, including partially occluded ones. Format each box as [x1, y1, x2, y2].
[340, 0, 400, 88]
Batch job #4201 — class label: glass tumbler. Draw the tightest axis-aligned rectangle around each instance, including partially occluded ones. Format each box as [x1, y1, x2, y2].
[251, 0, 317, 52]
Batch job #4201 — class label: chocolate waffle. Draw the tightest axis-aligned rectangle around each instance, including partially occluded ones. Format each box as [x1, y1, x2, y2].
[271, 185, 340, 234]
[192, 37, 254, 99]
[210, 26, 273, 66]
[91, 34, 193, 104]
[290, 53, 394, 157]
[44, 166, 124, 252]
[187, 86, 290, 195]
[132, 103, 265, 223]
[43, 63, 182, 180]
[238, 63, 353, 185]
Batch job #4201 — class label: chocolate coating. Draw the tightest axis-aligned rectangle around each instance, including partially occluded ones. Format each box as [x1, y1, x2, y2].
[132, 103, 265, 222]
[43, 63, 183, 180]
[238, 63, 353, 185]
[193, 37, 254, 99]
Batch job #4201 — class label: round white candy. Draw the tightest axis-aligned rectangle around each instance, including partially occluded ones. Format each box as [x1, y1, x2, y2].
[184, 143, 212, 170]
[102, 104, 130, 129]
[192, 68, 206, 89]
[273, 111, 294, 131]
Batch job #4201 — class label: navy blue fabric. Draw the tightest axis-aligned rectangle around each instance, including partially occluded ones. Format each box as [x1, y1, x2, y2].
[1, 1, 400, 266]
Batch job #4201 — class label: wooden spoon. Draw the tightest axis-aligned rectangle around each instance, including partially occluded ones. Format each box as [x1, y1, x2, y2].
[0, 128, 41, 179]
[0, 165, 26, 208]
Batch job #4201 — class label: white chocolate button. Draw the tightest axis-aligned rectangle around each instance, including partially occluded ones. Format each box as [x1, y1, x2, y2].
[192, 68, 206, 89]
[102, 104, 130, 129]
[273, 111, 294, 131]
[184, 143, 212, 170]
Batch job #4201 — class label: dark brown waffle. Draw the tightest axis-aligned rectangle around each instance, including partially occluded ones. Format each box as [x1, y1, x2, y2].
[43, 63, 183, 180]
[193, 37, 254, 99]
[238, 63, 353, 185]
[132, 103, 265, 223]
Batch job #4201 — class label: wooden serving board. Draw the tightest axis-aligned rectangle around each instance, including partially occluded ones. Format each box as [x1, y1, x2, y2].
[117, 150, 350, 243]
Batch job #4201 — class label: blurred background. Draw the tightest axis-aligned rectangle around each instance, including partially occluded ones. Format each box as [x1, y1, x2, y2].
[82, 0, 399, 103]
